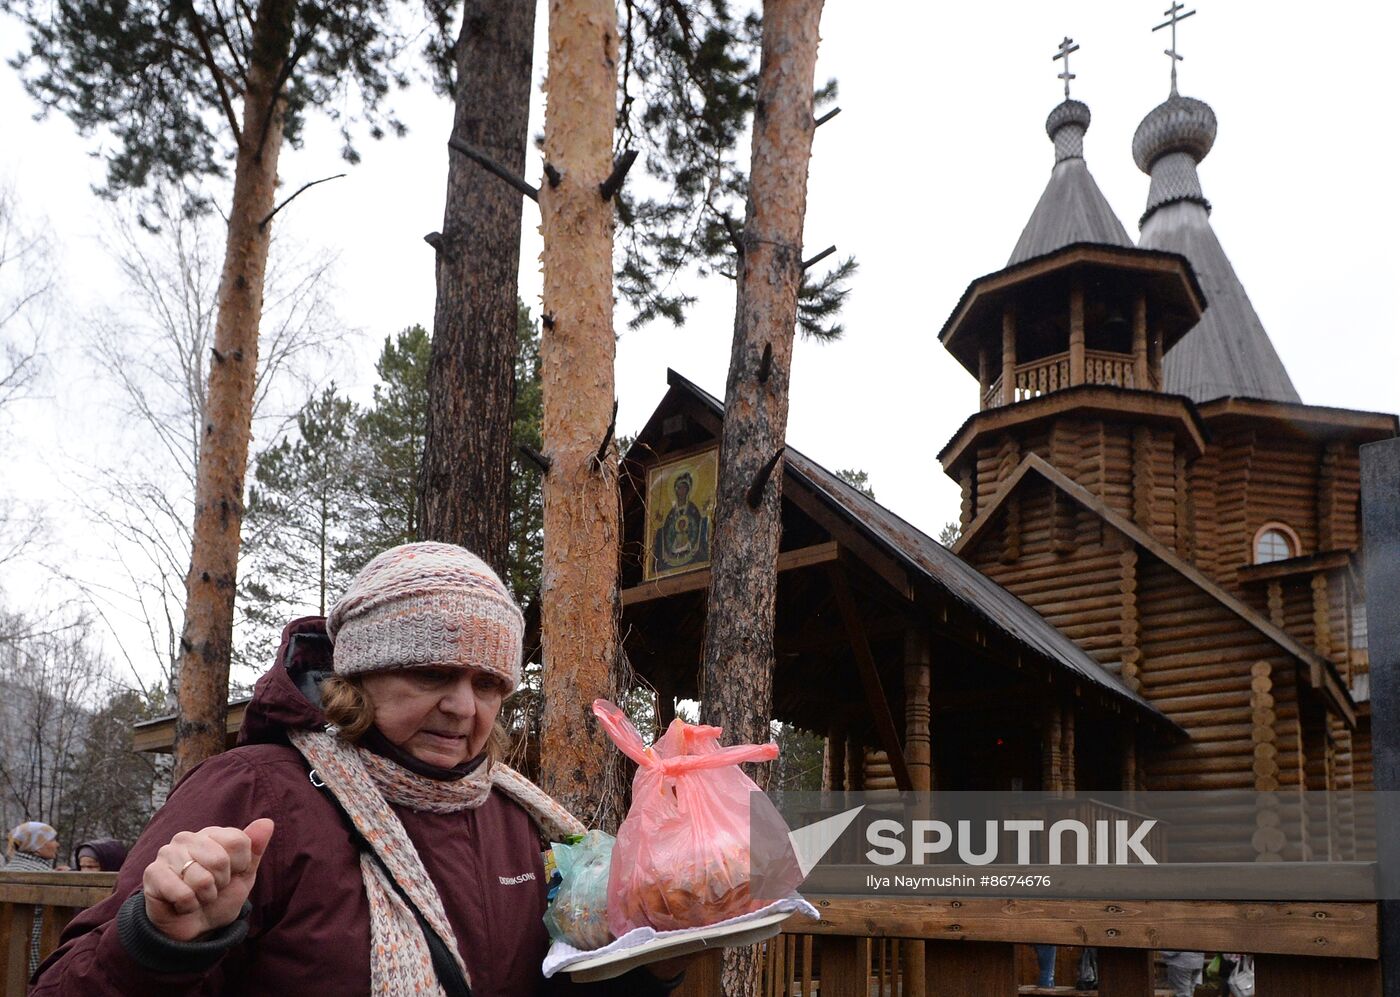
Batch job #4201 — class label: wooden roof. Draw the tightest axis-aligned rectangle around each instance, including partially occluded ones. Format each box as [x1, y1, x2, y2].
[1143, 201, 1302, 405]
[1007, 156, 1132, 266]
[654, 370, 1184, 738]
[938, 242, 1207, 376]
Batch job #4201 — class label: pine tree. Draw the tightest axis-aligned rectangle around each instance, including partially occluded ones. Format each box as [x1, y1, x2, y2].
[507, 307, 544, 603]
[354, 326, 432, 564]
[240, 386, 359, 666]
[536, 0, 626, 830]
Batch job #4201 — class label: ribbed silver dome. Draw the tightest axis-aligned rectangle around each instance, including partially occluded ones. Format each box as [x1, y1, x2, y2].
[1132, 94, 1217, 173]
[1046, 99, 1091, 163]
[1046, 99, 1091, 138]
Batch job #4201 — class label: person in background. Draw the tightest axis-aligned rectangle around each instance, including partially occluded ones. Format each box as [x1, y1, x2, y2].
[72, 838, 128, 872]
[1033, 943, 1056, 988]
[32, 542, 686, 995]
[6, 821, 59, 978]
[1162, 950, 1206, 997]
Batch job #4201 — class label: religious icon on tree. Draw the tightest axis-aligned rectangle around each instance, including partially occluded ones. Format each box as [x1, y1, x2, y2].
[644, 448, 717, 580]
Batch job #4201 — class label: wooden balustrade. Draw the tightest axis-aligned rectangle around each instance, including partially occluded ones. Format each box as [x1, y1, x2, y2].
[982, 350, 1143, 410]
[720, 889, 1383, 997]
[0, 871, 116, 995]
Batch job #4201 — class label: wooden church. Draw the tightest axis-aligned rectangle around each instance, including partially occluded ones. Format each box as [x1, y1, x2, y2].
[618, 74, 1395, 865]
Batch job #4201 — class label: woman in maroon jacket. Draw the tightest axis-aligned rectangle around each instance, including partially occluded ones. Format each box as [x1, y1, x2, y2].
[33, 542, 683, 995]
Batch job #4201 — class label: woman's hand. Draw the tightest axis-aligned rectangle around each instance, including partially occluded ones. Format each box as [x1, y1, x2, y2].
[141, 819, 274, 942]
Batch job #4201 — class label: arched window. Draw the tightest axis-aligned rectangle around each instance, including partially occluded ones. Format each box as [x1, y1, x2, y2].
[1253, 523, 1299, 564]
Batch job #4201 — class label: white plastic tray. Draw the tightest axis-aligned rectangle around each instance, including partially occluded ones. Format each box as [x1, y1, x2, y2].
[564, 909, 792, 983]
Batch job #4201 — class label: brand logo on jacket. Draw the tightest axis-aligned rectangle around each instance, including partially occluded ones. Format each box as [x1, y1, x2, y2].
[498, 871, 537, 886]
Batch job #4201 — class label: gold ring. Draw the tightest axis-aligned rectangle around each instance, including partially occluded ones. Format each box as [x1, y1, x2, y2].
[178, 858, 196, 878]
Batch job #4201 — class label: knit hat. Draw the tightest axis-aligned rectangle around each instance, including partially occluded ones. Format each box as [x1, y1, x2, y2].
[327, 542, 524, 688]
[10, 821, 57, 853]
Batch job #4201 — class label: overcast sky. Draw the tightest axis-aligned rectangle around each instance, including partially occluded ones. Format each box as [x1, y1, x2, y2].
[1, 2, 1396, 683]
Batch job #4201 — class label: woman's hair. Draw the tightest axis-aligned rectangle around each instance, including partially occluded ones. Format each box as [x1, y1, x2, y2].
[319, 673, 508, 763]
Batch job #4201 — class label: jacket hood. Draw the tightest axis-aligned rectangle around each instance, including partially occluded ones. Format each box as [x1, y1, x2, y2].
[237, 616, 335, 747]
[72, 838, 128, 872]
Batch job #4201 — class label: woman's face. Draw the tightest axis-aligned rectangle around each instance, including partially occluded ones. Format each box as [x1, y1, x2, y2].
[77, 852, 101, 871]
[360, 666, 509, 768]
[36, 837, 59, 861]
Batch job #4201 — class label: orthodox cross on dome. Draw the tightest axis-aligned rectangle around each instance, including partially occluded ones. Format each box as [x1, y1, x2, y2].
[1053, 36, 1080, 100]
[1153, 2, 1197, 94]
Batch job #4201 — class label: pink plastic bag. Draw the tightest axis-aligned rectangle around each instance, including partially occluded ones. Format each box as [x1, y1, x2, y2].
[592, 699, 781, 935]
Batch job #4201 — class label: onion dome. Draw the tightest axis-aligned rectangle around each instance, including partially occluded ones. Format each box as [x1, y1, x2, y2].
[1137, 93, 1301, 404]
[1133, 93, 1217, 225]
[1047, 99, 1091, 163]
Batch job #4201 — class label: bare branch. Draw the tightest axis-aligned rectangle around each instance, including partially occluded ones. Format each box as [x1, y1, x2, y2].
[258, 173, 346, 229]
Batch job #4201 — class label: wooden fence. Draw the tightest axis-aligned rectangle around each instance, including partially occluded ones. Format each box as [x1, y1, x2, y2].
[2, 871, 1383, 996]
[675, 891, 1382, 996]
[0, 871, 116, 995]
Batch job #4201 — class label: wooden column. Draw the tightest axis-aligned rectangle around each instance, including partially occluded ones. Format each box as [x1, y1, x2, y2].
[1148, 321, 1164, 380]
[1069, 280, 1086, 386]
[1042, 701, 1063, 794]
[1119, 547, 1142, 693]
[923, 940, 1017, 995]
[902, 628, 931, 997]
[903, 629, 932, 792]
[1098, 947, 1153, 997]
[1001, 305, 1017, 406]
[845, 735, 864, 791]
[824, 722, 847, 791]
[1251, 661, 1284, 861]
[1131, 426, 1156, 530]
[977, 345, 991, 410]
[1061, 704, 1076, 796]
[1132, 291, 1149, 388]
[655, 679, 677, 734]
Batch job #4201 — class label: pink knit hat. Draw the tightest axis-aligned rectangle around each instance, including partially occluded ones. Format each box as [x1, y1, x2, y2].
[327, 542, 524, 688]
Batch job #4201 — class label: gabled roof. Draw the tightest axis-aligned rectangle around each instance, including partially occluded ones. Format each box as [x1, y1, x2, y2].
[955, 453, 1355, 725]
[657, 369, 1183, 736]
[1143, 202, 1302, 404]
[1008, 157, 1134, 266]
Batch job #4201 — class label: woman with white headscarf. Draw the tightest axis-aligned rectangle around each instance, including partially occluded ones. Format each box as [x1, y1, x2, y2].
[6, 820, 60, 977]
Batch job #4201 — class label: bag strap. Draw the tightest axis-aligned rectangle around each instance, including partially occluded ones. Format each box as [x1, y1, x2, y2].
[309, 767, 473, 997]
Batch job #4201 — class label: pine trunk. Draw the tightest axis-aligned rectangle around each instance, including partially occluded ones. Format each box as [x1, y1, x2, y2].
[537, 0, 623, 829]
[172, 1, 293, 781]
[699, 0, 824, 990]
[418, 0, 536, 575]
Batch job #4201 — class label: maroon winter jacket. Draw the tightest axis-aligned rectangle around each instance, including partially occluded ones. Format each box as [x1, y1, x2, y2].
[32, 618, 674, 996]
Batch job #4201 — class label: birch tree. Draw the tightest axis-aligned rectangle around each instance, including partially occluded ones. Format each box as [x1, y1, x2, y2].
[5, 0, 422, 778]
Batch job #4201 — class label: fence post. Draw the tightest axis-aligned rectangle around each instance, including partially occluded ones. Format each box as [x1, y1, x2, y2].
[1097, 947, 1153, 996]
[1362, 437, 1400, 996]
[923, 940, 1016, 996]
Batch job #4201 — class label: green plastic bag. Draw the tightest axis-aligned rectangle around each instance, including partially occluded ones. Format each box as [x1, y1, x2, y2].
[543, 830, 615, 951]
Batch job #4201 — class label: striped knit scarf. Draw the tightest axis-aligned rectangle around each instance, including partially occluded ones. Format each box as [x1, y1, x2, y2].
[290, 729, 584, 996]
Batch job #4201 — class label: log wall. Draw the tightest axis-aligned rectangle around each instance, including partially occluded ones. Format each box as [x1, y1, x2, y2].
[967, 479, 1126, 674]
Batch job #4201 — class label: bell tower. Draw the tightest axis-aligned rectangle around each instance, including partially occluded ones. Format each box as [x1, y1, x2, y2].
[937, 45, 1208, 550]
